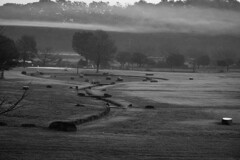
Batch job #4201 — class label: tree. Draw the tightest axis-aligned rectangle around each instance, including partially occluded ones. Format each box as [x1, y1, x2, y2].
[0, 89, 28, 115]
[17, 35, 37, 68]
[72, 30, 117, 73]
[196, 55, 210, 69]
[131, 52, 148, 67]
[91, 30, 117, 72]
[0, 35, 19, 79]
[72, 31, 94, 73]
[38, 48, 61, 66]
[116, 51, 131, 69]
[166, 53, 185, 71]
[215, 49, 236, 72]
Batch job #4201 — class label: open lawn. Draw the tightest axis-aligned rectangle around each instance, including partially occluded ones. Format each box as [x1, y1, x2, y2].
[0, 68, 240, 160]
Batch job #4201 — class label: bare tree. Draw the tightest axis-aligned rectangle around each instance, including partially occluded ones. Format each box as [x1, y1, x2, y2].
[0, 89, 28, 115]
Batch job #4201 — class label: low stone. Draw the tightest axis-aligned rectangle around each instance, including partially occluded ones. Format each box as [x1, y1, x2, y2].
[46, 85, 52, 88]
[145, 105, 155, 109]
[22, 86, 29, 90]
[49, 121, 77, 132]
[77, 93, 86, 96]
[222, 117, 232, 125]
[21, 123, 36, 127]
[0, 122, 7, 126]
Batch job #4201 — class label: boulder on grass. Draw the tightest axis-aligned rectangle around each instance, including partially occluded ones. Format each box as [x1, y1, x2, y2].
[145, 105, 155, 109]
[150, 79, 158, 83]
[46, 85, 52, 88]
[75, 103, 85, 107]
[77, 93, 86, 97]
[21, 123, 36, 127]
[0, 122, 7, 126]
[117, 77, 123, 82]
[146, 73, 154, 76]
[104, 93, 112, 98]
[106, 76, 111, 80]
[49, 121, 77, 132]
[222, 117, 232, 125]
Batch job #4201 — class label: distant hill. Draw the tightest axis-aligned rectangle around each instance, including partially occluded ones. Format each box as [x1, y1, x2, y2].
[3, 26, 240, 58]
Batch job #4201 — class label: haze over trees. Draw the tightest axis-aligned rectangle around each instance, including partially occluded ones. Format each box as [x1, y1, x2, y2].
[0, 34, 18, 79]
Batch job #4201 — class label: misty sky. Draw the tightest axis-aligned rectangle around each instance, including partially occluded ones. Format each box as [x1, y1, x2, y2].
[0, 0, 160, 6]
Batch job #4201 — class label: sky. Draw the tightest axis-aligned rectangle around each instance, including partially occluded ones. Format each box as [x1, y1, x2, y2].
[0, 0, 161, 6]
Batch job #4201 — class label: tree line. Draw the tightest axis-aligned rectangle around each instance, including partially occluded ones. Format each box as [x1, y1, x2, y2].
[1, 29, 240, 79]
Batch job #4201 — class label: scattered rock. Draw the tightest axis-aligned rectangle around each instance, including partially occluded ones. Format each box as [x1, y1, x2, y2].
[21, 123, 36, 128]
[49, 121, 77, 132]
[102, 89, 107, 91]
[21, 71, 27, 75]
[146, 73, 154, 76]
[111, 82, 116, 85]
[79, 75, 84, 78]
[75, 103, 85, 107]
[189, 77, 194, 80]
[39, 72, 44, 75]
[142, 78, 148, 81]
[85, 79, 89, 82]
[104, 93, 112, 98]
[150, 79, 158, 83]
[46, 85, 52, 88]
[117, 77, 123, 82]
[22, 86, 29, 90]
[75, 86, 79, 90]
[69, 86, 73, 89]
[145, 105, 155, 109]
[103, 72, 109, 76]
[222, 117, 232, 125]
[0, 122, 7, 126]
[128, 104, 133, 107]
[77, 93, 86, 97]
[70, 77, 75, 80]
[30, 73, 35, 76]
[106, 76, 111, 80]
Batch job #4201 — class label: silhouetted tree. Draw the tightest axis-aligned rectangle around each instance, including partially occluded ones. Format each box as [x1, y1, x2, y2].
[116, 51, 131, 69]
[131, 52, 147, 67]
[215, 49, 236, 72]
[0, 35, 19, 79]
[38, 48, 61, 66]
[72, 30, 116, 73]
[196, 55, 210, 69]
[166, 54, 185, 71]
[17, 35, 37, 68]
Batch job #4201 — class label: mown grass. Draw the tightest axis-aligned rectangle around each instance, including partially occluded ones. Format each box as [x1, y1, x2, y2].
[0, 68, 240, 160]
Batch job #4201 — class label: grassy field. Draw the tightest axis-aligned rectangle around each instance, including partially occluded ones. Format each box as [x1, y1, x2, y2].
[0, 68, 240, 160]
